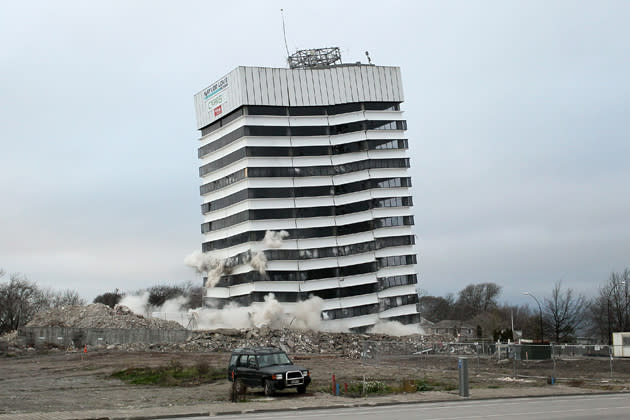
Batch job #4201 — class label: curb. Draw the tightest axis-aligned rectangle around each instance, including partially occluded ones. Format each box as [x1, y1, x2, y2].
[98, 390, 630, 420]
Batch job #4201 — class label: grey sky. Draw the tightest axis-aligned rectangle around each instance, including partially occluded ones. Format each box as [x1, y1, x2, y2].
[1, 1, 628, 305]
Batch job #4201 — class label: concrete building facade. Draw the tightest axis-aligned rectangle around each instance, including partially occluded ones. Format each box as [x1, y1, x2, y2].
[193, 63, 419, 330]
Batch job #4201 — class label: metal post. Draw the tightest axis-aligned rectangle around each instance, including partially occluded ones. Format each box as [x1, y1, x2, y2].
[524, 292, 544, 342]
[458, 357, 469, 397]
[610, 346, 613, 379]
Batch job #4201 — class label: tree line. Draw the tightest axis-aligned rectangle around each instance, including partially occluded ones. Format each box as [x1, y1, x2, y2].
[0, 269, 84, 334]
[0, 268, 202, 335]
[418, 269, 630, 343]
[92, 283, 203, 310]
[2, 267, 629, 343]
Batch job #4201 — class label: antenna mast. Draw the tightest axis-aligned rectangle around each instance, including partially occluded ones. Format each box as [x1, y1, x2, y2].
[281, 9, 290, 58]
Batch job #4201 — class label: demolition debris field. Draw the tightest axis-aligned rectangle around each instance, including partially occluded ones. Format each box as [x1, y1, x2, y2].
[2, 347, 630, 414]
[2, 304, 630, 414]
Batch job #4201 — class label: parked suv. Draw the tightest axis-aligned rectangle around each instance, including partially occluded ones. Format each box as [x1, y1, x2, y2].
[227, 347, 311, 396]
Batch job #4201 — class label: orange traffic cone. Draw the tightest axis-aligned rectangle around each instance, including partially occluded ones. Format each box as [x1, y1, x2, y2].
[84, 344, 87, 353]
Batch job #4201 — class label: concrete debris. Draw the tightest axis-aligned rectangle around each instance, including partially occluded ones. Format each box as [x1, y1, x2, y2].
[78, 328, 432, 359]
[26, 303, 183, 330]
[5, 304, 482, 359]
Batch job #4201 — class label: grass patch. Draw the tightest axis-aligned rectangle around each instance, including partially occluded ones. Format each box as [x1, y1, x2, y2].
[111, 359, 225, 386]
[414, 377, 457, 392]
[346, 379, 392, 396]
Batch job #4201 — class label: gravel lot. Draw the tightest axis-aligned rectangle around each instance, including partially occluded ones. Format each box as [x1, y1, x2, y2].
[2, 350, 630, 415]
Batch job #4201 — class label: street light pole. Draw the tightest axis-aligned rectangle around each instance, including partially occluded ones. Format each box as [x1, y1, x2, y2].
[524, 292, 544, 343]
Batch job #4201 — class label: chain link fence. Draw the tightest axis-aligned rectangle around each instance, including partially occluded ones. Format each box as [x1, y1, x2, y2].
[361, 340, 630, 384]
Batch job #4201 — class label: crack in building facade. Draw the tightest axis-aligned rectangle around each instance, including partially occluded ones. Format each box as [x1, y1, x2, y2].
[193, 62, 420, 331]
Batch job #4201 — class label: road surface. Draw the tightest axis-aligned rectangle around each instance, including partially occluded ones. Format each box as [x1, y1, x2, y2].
[158, 394, 630, 420]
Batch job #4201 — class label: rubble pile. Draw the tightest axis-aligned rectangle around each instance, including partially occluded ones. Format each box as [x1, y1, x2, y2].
[98, 327, 431, 358]
[12, 304, 468, 358]
[26, 303, 183, 330]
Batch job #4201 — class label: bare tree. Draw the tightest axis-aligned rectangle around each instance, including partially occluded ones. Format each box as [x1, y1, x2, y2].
[587, 269, 630, 343]
[416, 294, 455, 322]
[0, 272, 45, 334]
[40, 288, 85, 308]
[543, 281, 587, 343]
[457, 283, 502, 316]
[93, 289, 123, 308]
[147, 284, 185, 307]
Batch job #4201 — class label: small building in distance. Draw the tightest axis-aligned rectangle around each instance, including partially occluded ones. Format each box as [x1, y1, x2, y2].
[427, 320, 476, 340]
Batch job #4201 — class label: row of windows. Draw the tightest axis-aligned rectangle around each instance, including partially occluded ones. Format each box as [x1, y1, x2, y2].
[207, 296, 421, 321]
[379, 294, 419, 311]
[221, 280, 383, 307]
[378, 274, 419, 291]
[198, 120, 407, 158]
[215, 262, 377, 287]
[246, 102, 400, 117]
[377, 254, 417, 268]
[202, 197, 413, 231]
[201, 156, 410, 178]
[199, 169, 246, 195]
[249, 158, 410, 178]
[199, 141, 410, 178]
[199, 139, 408, 160]
[201, 216, 415, 251]
[264, 241, 375, 260]
[202, 238, 416, 287]
[198, 141, 408, 195]
[374, 235, 415, 249]
[257, 236, 414, 261]
[201, 177, 411, 213]
[199, 103, 401, 137]
[323, 303, 380, 320]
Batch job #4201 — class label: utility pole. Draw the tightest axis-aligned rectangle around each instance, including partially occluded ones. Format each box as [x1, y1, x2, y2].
[524, 292, 543, 343]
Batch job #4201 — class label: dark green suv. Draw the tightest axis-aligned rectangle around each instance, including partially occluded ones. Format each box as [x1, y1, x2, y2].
[227, 347, 311, 396]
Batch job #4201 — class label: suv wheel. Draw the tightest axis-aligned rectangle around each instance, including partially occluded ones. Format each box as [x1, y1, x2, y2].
[297, 384, 307, 394]
[264, 379, 275, 396]
[235, 379, 247, 395]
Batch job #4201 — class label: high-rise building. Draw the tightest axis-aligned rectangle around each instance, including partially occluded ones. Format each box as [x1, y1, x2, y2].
[193, 51, 419, 331]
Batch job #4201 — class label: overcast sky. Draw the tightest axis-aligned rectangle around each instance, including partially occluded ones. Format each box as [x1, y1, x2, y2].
[1, 1, 629, 305]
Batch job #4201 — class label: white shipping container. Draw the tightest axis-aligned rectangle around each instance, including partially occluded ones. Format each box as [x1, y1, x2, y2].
[612, 332, 630, 357]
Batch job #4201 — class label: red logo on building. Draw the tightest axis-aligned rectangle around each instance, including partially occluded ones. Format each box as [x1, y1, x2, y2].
[213, 105, 222, 117]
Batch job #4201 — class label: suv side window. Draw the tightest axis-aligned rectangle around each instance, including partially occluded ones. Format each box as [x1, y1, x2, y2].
[247, 355, 257, 368]
[237, 354, 249, 367]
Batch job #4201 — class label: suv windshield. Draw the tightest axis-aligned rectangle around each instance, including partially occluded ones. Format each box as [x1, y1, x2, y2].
[257, 352, 292, 367]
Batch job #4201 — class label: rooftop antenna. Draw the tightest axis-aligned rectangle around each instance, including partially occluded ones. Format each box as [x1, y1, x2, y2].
[365, 51, 372, 64]
[281, 9, 290, 58]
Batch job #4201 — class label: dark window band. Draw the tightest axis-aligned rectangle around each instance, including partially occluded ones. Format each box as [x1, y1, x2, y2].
[200, 139, 408, 160]
[377, 254, 417, 268]
[198, 121, 407, 158]
[378, 274, 418, 291]
[206, 236, 415, 275]
[216, 261, 378, 287]
[323, 303, 380, 320]
[200, 155, 409, 178]
[379, 294, 419, 311]
[244, 102, 399, 117]
[199, 169, 246, 195]
[201, 197, 413, 230]
[201, 177, 411, 213]
[245, 158, 410, 178]
[201, 216, 415, 250]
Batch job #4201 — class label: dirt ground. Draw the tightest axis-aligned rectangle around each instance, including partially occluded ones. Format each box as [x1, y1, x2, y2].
[2, 350, 630, 414]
